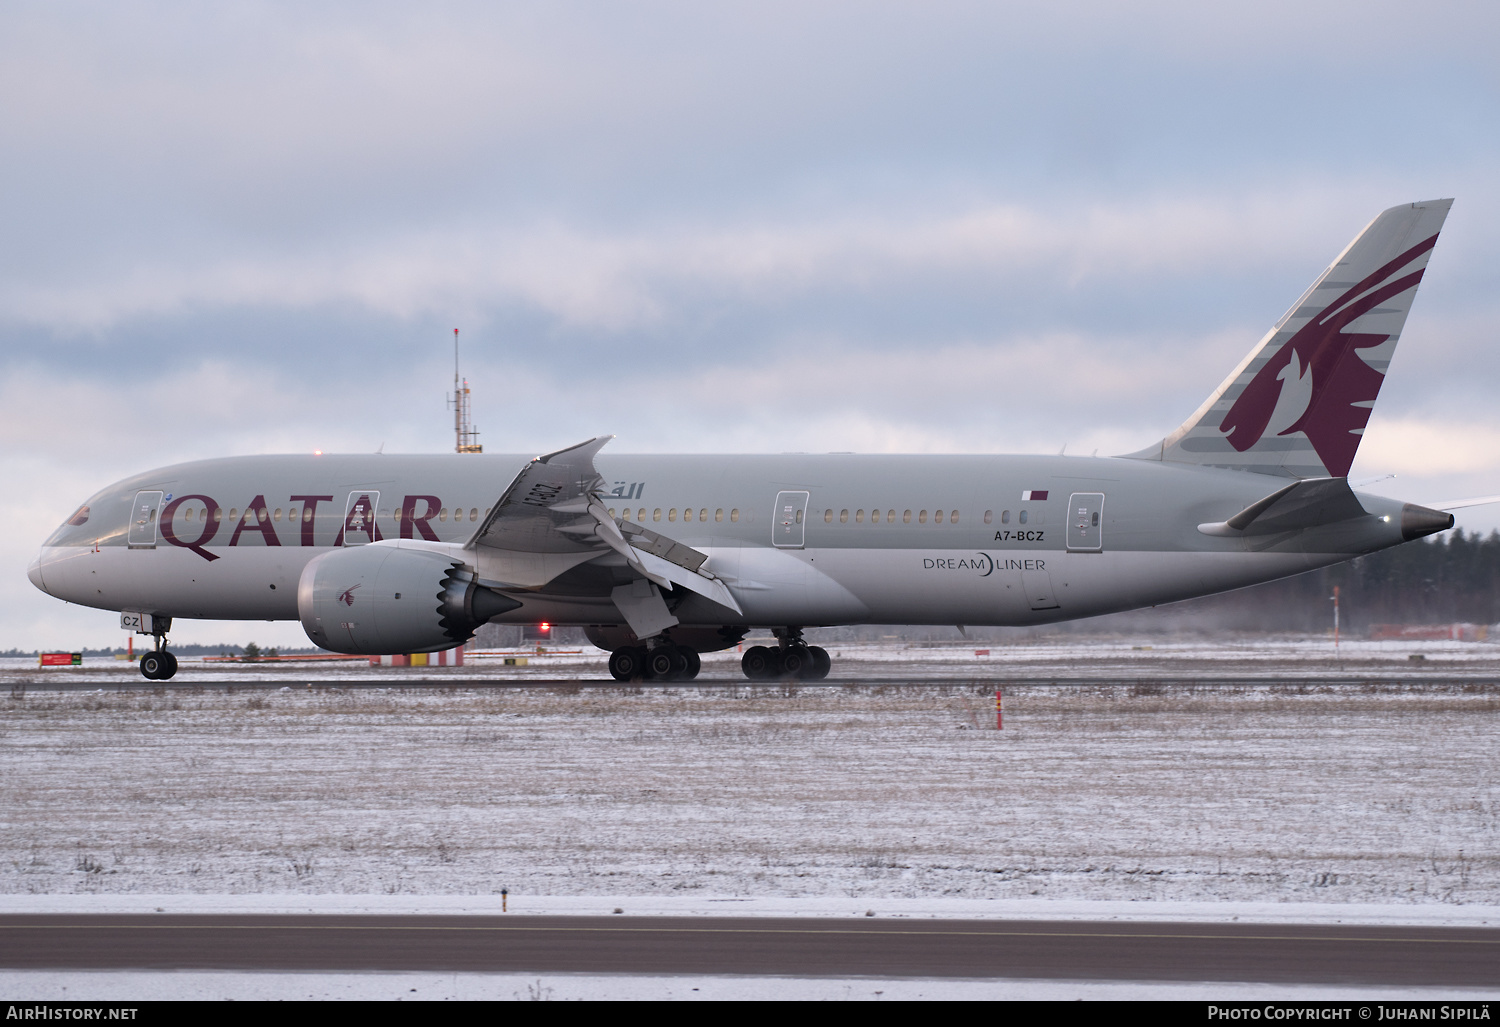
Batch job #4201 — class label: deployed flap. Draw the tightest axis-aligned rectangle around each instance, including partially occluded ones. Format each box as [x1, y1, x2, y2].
[585, 500, 743, 615]
[611, 580, 679, 638]
[633, 548, 743, 615]
[1198, 477, 1368, 536]
[619, 521, 708, 573]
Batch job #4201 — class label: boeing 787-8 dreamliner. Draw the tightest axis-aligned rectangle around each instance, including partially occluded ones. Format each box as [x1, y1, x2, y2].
[29, 200, 1473, 681]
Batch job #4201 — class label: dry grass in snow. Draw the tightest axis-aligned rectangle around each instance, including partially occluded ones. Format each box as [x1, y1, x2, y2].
[1, 683, 1496, 905]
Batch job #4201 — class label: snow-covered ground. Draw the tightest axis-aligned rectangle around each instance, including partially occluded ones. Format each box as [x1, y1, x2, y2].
[6, 969, 1497, 1001]
[6, 634, 1500, 683]
[2, 682, 1496, 907]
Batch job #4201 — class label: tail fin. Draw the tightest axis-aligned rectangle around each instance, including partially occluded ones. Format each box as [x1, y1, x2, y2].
[1126, 198, 1453, 478]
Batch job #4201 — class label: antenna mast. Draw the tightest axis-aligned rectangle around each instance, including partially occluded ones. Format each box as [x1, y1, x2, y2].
[448, 328, 482, 454]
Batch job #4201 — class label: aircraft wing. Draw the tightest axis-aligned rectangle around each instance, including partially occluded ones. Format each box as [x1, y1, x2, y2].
[467, 436, 615, 555]
[464, 436, 742, 615]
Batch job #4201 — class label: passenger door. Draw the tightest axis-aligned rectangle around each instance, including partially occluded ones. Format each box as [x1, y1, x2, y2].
[772, 491, 809, 549]
[127, 491, 164, 549]
[342, 491, 380, 546]
[1066, 492, 1105, 553]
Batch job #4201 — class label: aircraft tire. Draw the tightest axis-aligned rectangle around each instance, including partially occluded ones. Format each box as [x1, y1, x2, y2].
[647, 647, 679, 681]
[807, 646, 831, 680]
[681, 649, 701, 680]
[741, 645, 774, 679]
[778, 645, 809, 679]
[139, 652, 166, 680]
[160, 651, 179, 679]
[608, 647, 645, 681]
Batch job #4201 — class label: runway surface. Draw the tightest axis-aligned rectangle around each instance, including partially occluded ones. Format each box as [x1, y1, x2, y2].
[2, 915, 1497, 986]
[18, 675, 1497, 691]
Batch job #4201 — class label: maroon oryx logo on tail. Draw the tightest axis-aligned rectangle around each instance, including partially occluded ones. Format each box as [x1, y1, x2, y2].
[1218, 233, 1439, 477]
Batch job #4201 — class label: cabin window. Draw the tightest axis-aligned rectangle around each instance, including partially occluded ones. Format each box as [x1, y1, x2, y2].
[887, 510, 895, 523]
[823, 509, 832, 523]
[620, 508, 630, 521]
[919, 510, 928, 524]
[730, 509, 740, 523]
[984, 510, 992, 524]
[272, 508, 281, 522]
[653, 509, 662, 522]
[683, 508, 693, 522]
[1092, 511, 1099, 527]
[902, 510, 912, 524]
[934, 510, 944, 524]
[855, 509, 864, 523]
[796, 509, 803, 524]
[1001, 510, 1010, 524]
[637, 508, 646, 521]
[839, 509, 849, 523]
[214, 508, 223, 523]
[486, 508, 492, 517]
[951, 510, 960, 525]
[303, 508, 312, 523]
[715, 509, 724, 522]
[439, 508, 448, 522]
[699, 508, 707, 522]
[1019, 510, 1028, 524]
[471, 508, 479, 522]
[228, 509, 238, 523]
[183, 507, 195, 522]
[608, 508, 617, 519]
[668, 508, 677, 522]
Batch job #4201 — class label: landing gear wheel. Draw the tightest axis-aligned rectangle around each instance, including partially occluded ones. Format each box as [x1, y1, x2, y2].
[778, 645, 809, 679]
[139, 652, 167, 680]
[806, 646, 831, 680]
[159, 651, 178, 679]
[741, 645, 775, 680]
[647, 647, 680, 681]
[608, 647, 646, 681]
[680, 649, 701, 680]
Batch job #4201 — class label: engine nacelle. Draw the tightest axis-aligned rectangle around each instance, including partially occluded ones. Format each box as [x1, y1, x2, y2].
[299, 543, 521, 655]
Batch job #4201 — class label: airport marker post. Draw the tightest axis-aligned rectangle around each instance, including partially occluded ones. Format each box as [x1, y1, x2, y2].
[502, 888, 508, 912]
[996, 689, 1003, 731]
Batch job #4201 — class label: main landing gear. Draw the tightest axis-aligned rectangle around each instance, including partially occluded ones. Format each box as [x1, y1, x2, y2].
[741, 627, 830, 681]
[608, 643, 702, 682]
[138, 629, 178, 681]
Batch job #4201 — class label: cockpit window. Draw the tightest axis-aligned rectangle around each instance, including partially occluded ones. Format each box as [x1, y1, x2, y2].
[66, 506, 89, 526]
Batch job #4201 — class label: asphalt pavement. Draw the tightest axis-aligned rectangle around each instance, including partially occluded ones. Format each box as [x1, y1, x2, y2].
[2, 915, 1496, 986]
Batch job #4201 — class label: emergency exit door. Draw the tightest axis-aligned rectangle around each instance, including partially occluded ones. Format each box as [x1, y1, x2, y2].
[1067, 492, 1105, 552]
[773, 491, 809, 548]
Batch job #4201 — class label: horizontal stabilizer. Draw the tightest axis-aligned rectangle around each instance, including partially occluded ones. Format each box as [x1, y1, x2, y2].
[1421, 494, 1500, 512]
[1198, 477, 1367, 536]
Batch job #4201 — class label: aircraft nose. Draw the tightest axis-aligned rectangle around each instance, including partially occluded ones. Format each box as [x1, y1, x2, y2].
[27, 553, 48, 595]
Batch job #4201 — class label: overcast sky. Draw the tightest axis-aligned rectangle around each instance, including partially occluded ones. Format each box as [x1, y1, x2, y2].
[5, 1, 1499, 649]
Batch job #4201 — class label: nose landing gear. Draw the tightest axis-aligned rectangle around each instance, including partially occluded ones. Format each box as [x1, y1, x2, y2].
[138, 623, 178, 680]
[741, 628, 830, 681]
